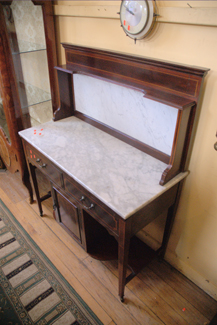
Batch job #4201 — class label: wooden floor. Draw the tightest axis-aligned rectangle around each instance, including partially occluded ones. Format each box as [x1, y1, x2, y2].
[0, 170, 217, 325]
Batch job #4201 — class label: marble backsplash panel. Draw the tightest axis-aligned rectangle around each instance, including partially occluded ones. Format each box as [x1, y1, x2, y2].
[74, 74, 178, 156]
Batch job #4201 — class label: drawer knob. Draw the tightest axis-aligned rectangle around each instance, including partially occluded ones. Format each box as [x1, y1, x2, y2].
[39, 163, 47, 168]
[80, 196, 94, 210]
[36, 158, 41, 162]
[83, 203, 95, 210]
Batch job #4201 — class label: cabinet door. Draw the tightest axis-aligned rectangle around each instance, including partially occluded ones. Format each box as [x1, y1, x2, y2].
[2, 1, 55, 128]
[0, 0, 58, 200]
[0, 91, 11, 169]
[0, 11, 28, 177]
[52, 187, 83, 246]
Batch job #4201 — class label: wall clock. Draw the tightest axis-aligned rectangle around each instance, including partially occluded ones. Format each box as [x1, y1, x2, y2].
[120, 0, 157, 42]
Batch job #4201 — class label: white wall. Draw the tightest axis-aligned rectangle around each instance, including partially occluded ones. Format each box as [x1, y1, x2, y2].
[53, 1, 217, 300]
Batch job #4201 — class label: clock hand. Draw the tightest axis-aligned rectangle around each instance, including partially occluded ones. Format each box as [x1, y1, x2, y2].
[124, 4, 135, 15]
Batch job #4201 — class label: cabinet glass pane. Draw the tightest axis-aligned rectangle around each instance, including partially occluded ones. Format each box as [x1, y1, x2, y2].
[0, 93, 10, 143]
[3, 1, 53, 128]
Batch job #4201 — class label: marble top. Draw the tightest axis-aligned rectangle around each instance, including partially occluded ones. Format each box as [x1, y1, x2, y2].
[19, 116, 188, 219]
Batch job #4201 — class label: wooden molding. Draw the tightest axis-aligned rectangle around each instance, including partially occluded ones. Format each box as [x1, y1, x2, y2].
[62, 43, 208, 107]
[53, 4, 217, 27]
[74, 111, 170, 164]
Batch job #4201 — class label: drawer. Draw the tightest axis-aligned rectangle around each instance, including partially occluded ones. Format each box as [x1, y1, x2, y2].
[53, 187, 82, 245]
[26, 145, 63, 188]
[64, 176, 119, 236]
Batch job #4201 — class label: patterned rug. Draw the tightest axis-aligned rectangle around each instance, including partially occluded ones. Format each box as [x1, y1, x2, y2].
[0, 199, 103, 325]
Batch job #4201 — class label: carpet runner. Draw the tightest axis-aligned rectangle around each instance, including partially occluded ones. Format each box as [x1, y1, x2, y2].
[0, 199, 103, 325]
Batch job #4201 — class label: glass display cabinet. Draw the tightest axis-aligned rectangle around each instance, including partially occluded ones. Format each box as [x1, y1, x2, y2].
[0, 0, 58, 198]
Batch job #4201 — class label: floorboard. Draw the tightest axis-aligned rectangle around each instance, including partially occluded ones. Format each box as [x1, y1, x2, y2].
[148, 259, 217, 319]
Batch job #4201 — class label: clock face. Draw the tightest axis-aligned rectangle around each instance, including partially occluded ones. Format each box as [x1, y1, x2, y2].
[120, 0, 156, 40]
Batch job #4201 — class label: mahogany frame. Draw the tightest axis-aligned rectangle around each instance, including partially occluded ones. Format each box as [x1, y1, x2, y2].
[54, 43, 209, 185]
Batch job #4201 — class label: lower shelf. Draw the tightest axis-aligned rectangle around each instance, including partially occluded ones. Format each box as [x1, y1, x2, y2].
[84, 212, 119, 261]
[85, 215, 157, 273]
[128, 236, 157, 274]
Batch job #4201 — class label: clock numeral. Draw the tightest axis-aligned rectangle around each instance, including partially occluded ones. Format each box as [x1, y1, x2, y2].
[124, 20, 126, 26]
[128, 25, 130, 31]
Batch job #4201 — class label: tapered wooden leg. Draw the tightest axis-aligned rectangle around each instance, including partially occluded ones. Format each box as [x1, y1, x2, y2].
[29, 163, 43, 216]
[158, 204, 175, 259]
[22, 171, 34, 204]
[118, 219, 131, 302]
[158, 182, 183, 259]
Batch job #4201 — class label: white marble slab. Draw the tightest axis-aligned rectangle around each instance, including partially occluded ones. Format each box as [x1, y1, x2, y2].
[19, 117, 188, 219]
[74, 74, 178, 156]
